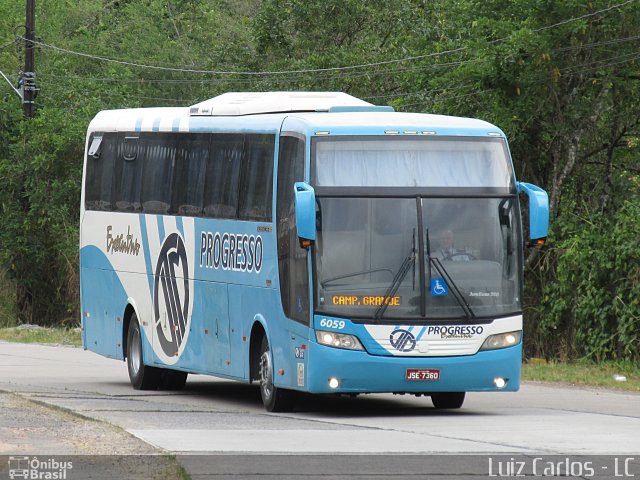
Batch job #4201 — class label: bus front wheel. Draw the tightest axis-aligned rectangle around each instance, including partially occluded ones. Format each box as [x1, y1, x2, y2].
[431, 392, 465, 409]
[259, 336, 294, 412]
[126, 313, 161, 390]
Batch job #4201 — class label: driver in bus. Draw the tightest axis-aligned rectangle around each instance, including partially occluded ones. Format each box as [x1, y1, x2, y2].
[434, 229, 472, 261]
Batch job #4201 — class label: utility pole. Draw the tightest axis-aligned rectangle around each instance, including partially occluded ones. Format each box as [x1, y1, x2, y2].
[23, 0, 36, 118]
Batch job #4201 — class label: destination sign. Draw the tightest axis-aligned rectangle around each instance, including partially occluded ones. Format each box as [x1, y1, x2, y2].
[331, 295, 401, 306]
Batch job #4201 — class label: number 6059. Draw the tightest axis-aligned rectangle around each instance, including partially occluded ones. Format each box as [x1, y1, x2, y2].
[319, 318, 346, 330]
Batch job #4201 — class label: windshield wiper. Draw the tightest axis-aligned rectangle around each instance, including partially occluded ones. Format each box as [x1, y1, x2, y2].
[373, 230, 416, 322]
[425, 229, 476, 321]
[321, 268, 394, 287]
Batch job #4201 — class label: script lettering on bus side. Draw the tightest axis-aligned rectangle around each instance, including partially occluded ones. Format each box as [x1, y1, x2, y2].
[200, 231, 263, 273]
[106, 225, 141, 256]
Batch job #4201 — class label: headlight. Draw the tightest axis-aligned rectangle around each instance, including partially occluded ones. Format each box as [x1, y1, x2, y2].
[316, 330, 364, 351]
[480, 330, 522, 351]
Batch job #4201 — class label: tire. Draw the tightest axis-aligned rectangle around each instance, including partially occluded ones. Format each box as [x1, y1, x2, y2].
[431, 392, 465, 409]
[126, 313, 161, 390]
[258, 336, 294, 412]
[160, 369, 188, 390]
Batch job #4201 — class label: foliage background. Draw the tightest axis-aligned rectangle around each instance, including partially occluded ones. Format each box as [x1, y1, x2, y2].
[0, 0, 638, 361]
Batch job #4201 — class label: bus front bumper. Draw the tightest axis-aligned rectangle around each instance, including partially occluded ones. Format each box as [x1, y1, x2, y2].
[305, 341, 521, 394]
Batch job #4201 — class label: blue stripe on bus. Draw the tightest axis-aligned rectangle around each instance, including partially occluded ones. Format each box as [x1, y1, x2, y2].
[152, 118, 161, 132]
[135, 118, 143, 132]
[138, 215, 154, 297]
[175, 216, 184, 238]
[416, 326, 427, 341]
[157, 216, 165, 244]
[172, 118, 181, 132]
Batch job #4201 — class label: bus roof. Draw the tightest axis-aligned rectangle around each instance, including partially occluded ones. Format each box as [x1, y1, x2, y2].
[189, 91, 384, 116]
[88, 92, 505, 138]
[281, 111, 503, 137]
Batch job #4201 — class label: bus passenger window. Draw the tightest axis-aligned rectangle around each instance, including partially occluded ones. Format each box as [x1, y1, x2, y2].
[113, 135, 143, 212]
[239, 135, 275, 222]
[203, 134, 243, 219]
[84, 132, 116, 211]
[172, 134, 208, 217]
[141, 134, 175, 215]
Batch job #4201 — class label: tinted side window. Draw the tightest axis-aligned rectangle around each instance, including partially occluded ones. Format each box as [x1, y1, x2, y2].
[113, 135, 144, 212]
[141, 133, 175, 214]
[276, 135, 308, 324]
[239, 135, 275, 222]
[172, 134, 208, 216]
[203, 134, 243, 219]
[85, 131, 276, 221]
[85, 132, 116, 211]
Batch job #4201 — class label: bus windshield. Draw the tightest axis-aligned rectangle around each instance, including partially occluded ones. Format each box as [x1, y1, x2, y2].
[313, 136, 513, 188]
[314, 196, 522, 321]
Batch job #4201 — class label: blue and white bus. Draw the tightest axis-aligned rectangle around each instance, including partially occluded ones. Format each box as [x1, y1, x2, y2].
[80, 92, 548, 411]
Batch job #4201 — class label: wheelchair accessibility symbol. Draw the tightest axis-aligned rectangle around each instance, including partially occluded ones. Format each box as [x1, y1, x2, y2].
[431, 278, 449, 296]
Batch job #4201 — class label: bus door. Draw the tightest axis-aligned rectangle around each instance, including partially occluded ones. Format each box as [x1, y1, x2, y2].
[275, 126, 312, 386]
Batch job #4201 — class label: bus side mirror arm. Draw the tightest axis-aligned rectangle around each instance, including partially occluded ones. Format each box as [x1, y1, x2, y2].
[294, 182, 316, 249]
[517, 181, 549, 244]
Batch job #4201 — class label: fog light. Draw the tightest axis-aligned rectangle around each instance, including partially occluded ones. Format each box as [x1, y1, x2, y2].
[494, 377, 507, 389]
[329, 377, 340, 389]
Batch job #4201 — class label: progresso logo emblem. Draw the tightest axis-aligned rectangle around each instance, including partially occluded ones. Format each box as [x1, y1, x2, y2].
[154, 232, 190, 357]
[389, 329, 417, 352]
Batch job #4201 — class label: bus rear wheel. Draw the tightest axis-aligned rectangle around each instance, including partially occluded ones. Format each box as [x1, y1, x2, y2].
[431, 392, 465, 409]
[126, 313, 161, 390]
[258, 336, 294, 412]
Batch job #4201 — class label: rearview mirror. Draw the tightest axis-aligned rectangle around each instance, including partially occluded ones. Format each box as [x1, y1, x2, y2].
[517, 182, 549, 243]
[294, 182, 316, 248]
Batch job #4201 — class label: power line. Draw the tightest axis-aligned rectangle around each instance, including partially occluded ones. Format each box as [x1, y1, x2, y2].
[36, 57, 486, 85]
[39, 46, 639, 111]
[393, 51, 640, 110]
[0, 68, 22, 99]
[552, 33, 640, 53]
[308, 50, 640, 105]
[34, 31, 640, 90]
[535, 0, 637, 32]
[18, 0, 637, 76]
[24, 36, 464, 75]
[38, 90, 189, 105]
[35, 48, 640, 112]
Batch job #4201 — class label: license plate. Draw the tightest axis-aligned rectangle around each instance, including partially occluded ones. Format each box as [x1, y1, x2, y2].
[406, 368, 440, 381]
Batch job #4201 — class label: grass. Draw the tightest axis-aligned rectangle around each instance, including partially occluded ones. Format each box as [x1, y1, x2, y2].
[0, 326, 82, 347]
[522, 358, 640, 392]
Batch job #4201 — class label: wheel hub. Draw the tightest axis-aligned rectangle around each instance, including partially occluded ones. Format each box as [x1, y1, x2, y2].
[259, 351, 273, 399]
[130, 328, 141, 376]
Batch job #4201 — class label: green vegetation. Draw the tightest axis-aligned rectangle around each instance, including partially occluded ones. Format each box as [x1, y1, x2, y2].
[0, 0, 638, 363]
[161, 455, 192, 480]
[0, 271, 16, 328]
[0, 326, 82, 347]
[522, 359, 640, 392]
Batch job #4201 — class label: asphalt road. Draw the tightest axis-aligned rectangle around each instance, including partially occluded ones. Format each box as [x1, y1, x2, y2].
[1, 341, 638, 478]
